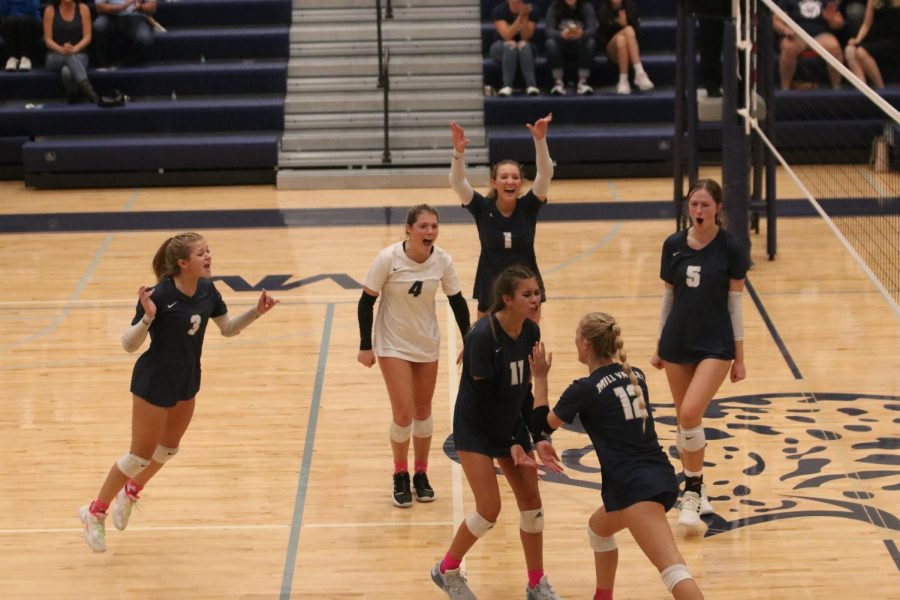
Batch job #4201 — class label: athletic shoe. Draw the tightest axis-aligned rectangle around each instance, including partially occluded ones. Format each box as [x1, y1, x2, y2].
[5, 57, 18, 71]
[576, 81, 593, 95]
[18, 57, 31, 71]
[699, 483, 714, 515]
[677, 491, 702, 527]
[616, 80, 631, 95]
[392, 471, 413, 507]
[497, 86, 513, 97]
[79, 505, 107, 552]
[525, 86, 540, 96]
[526, 575, 562, 600]
[412, 471, 435, 502]
[634, 71, 655, 91]
[151, 21, 167, 33]
[431, 562, 477, 600]
[112, 487, 138, 531]
[550, 82, 566, 96]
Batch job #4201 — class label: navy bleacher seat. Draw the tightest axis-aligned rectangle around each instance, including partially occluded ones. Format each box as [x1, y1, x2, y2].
[148, 27, 289, 62]
[155, 0, 292, 28]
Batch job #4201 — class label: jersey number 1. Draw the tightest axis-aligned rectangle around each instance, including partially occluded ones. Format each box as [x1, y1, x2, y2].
[408, 281, 423, 297]
[614, 385, 648, 421]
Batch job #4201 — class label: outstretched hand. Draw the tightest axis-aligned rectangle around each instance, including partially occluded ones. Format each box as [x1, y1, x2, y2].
[528, 341, 552, 378]
[526, 113, 553, 140]
[137, 285, 156, 319]
[450, 121, 469, 154]
[510, 444, 539, 469]
[536, 440, 564, 473]
[256, 289, 280, 314]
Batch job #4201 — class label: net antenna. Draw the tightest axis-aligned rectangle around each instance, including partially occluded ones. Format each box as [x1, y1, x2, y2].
[746, 0, 900, 317]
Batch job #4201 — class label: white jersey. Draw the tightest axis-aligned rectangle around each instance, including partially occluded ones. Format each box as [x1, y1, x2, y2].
[363, 241, 462, 362]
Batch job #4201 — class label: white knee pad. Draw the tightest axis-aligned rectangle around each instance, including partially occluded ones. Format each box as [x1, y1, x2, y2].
[389, 421, 412, 443]
[660, 563, 693, 593]
[519, 508, 544, 534]
[464, 511, 495, 538]
[677, 424, 706, 452]
[412, 415, 433, 438]
[152, 445, 179, 464]
[587, 527, 617, 552]
[116, 453, 150, 478]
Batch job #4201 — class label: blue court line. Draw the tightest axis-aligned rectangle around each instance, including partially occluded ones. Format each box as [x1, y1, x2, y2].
[280, 302, 334, 600]
[745, 278, 803, 380]
[885, 540, 900, 572]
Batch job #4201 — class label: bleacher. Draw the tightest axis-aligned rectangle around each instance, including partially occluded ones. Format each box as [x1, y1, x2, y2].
[0, 0, 290, 187]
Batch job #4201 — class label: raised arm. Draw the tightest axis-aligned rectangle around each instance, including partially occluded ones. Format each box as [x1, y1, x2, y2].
[526, 113, 554, 201]
[449, 121, 475, 205]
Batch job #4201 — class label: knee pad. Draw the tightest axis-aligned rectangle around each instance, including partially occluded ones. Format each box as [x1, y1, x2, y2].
[660, 563, 692, 593]
[152, 445, 179, 464]
[116, 453, 150, 478]
[412, 415, 433, 438]
[464, 511, 495, 538]
[587, 527, 617, 552]
[677, 424, 706, 452]
[389, 421, 412, 443]
[519, 508, 544, 534]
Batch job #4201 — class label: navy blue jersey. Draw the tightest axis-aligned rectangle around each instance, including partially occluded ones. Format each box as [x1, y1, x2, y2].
[453, 314, 540, 457]
[466, 189, 546, 308]
[129, 277, 228, 407]
[553, 364, 677, 511]
[777, 0, 839, 38]
[658, 228, 750, 363]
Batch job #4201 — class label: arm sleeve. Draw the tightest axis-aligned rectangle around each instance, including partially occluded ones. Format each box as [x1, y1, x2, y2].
[728, 291, 744, 341]
[212, 307, 262, 338]
[357, 291, 376, 351]
[531, 137, 553, 199]
[658, 286, 674, 338]
[122, 314, 153, 353]
[449, 153, 475, 205]
[447, 292, 471, 338]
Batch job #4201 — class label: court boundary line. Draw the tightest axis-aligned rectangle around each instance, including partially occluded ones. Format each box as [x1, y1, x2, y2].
[745, 278, 803, 379]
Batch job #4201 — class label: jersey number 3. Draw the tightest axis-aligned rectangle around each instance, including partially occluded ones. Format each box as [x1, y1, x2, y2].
[685, 265, 701, 288]
[187, 314, 201, 336]
[407, 281, 423, 297]
[614, 385, 648, 421]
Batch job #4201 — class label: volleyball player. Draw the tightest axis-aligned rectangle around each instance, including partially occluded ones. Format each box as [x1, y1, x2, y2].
[650, 179, 751, 528]
[78, 232, 279, 552]
[431, 265, 562, 600]
[529, 313, 704, 600]
[357, 204, 471, 508]
[449, 113, 553, 322]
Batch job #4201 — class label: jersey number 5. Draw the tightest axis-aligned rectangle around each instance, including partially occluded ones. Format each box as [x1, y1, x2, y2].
[407, 281, 423, 297]
[187, 314, 201, 336]
[614, 385, 648, 421]
[685, 265, 701, 288]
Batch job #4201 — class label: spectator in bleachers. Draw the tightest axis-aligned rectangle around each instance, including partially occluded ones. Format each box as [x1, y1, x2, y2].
[1, 0, 42, 70]
[775, 0, 845, 90]
[490, 0, 540, 97]
[597, 0, 654, 95]
[545, 0, 598, 95]
[43, 0, 98, 103]
[92, 0, 155, 68]
[844, 0, 900, 89]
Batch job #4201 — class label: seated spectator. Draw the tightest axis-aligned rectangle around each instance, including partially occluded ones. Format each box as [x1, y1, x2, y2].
[43, 0, 98, 103]
[1, 0, 43, 70]
[597, 0, 654, 94]
[545, 0, 598, 95]
[775, 0, 845, 90]
[490, 0, 540, 97]
[93, 0, 155, 68]
[844, 0, 900, 89]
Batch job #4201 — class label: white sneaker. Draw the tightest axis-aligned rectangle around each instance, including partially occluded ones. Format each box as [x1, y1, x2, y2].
[635, 71, 655, 91]
[151, 21, 167, 33]
[550, 82, 566, 96]
[699, 483, 714, 515]
[497, 86, 513, 97]
[616, 80, 631, 95]
[79, 505, 107, 552]
[576, 81, 593, 95]
[525, 86, 540, 96]
[112, 488, 139, 531]
[526, 575, 562, 600]
[5, 57, 18, 71]
[431, 562, 477, 600]
[17, 56, 31, 71]
[677, 491, 702, 527]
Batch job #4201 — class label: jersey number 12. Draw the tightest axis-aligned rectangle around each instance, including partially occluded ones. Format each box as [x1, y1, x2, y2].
[614, 385, 648, 421]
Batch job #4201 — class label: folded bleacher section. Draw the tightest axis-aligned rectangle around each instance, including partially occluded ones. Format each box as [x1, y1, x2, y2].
[0, 0, 290, 187]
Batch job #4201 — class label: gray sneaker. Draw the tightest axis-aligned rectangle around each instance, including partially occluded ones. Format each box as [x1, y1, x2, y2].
[526, 576, 562, 600]
[431, 562, 477, 600]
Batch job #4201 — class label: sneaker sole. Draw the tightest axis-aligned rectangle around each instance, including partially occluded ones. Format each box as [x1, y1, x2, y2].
[392, 497, 413, 508]
[415, 493, 436, 503]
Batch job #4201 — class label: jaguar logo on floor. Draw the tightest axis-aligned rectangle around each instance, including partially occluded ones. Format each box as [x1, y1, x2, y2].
[443, 392, 900, 537]
[213, 274, 362, 291]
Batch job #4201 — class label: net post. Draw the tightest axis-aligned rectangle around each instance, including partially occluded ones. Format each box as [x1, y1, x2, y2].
[722, 11, 751, 254]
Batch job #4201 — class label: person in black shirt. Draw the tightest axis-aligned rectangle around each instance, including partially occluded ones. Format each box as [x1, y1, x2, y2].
[449, 114, 553, 322]
[529, 312, 704, 600]
[78, 232, 279, 553]
[431, 266, 563, 600]
[650, 179, 750, 529]
[490, 0, 541, 96]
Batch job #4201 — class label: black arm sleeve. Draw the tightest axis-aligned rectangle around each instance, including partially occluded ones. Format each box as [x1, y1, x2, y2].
[357, 291, 376, 350]
[529, 405, 557, 444]
[447, 292, 471, 338]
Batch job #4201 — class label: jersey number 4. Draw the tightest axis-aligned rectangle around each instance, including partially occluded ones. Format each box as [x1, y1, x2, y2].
[407, 281, 423, 297]
[614, 385, 648, 421]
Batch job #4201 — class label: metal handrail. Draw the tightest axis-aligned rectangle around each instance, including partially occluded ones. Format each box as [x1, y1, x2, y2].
[375, 0, 392, 163]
